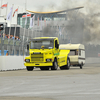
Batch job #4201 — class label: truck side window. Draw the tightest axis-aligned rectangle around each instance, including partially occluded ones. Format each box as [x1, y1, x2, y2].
[55, 40, 58, 49]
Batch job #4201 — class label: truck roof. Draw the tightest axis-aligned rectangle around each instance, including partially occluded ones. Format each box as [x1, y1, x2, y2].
[33, 37, 57, 39]
[30, 37, 58, 41]
[59, 44, 85, 50]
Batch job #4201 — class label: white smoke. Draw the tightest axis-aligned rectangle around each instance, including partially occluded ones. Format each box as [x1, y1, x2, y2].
[33, 0, 100, 44]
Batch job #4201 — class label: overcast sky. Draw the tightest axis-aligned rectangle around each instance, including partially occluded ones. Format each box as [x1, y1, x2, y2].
[0, 0, 64, 25]
[0, 0, 100, 26]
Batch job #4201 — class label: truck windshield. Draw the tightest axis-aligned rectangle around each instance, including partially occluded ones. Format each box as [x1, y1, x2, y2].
[30, 40, 54, 49]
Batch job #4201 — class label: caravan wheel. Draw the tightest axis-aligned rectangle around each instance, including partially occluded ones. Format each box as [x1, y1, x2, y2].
[80, 63, 83, 69]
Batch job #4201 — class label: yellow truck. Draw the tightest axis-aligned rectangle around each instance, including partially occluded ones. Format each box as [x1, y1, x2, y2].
[24, 37, 70, 71]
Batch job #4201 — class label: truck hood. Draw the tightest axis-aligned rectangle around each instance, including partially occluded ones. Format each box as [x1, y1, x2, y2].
[30, 49, 53, 54]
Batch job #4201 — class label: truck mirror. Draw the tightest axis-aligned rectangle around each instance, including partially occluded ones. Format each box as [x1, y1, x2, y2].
[27, 44, 29, 50]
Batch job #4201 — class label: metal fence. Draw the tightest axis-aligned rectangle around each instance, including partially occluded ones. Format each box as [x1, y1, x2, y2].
[0, 27, 36, 56]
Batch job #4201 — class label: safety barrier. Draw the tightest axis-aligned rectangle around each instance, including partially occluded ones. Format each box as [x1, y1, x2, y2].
[0, 57, 100, 71]
[85, 57, 100, 64]
[0, 56, 26, 71]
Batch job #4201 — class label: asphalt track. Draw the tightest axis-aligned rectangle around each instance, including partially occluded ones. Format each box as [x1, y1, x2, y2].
[0, 63, 100, 100]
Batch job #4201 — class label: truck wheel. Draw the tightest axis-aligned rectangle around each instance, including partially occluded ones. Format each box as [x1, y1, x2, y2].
[65, 58, 70, 70]
[51, 59, 58, 70]
[26, 67, 34, 71]
[60, 58, 70, 70]
[60, 66, 65, 70]
[40, 67, 49, 70]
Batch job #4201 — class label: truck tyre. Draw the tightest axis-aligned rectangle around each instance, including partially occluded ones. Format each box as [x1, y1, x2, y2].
[66, 58, 70, 69]
[26, 67, 34, 71]
[40, 67, 49, 70]
[51, 59, 58, 70]
[60, 58, 70, 70]
[60, 66, 64, 70]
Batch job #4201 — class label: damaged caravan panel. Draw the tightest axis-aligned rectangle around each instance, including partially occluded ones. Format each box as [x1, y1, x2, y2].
[59, 44, 85, 69]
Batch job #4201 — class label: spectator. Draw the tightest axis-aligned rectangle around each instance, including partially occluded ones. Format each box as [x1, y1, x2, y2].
[7, 34, 9, 38]
[16, 36, 19, 40]
[15, 36, 17, 40]
[6, 34, 8, 38]
[10, 35, 12, 39]
[12, 35, 14, 39]
[3, 33, 5, 38]
[5, 34, 7, 38]
[18, 37, 20, 40]
[6, 51, 9, 56]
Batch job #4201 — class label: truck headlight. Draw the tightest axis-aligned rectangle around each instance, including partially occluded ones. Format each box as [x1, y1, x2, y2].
[46, 59, 52, 62]
[25, 59, 30, 62]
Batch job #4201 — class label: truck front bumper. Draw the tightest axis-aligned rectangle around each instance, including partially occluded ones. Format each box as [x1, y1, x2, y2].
[24, 62, 53, 67]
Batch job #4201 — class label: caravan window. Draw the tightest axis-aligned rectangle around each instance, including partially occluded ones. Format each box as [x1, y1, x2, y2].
[69, 50, 78, 55]
[79, 49, 81, 56]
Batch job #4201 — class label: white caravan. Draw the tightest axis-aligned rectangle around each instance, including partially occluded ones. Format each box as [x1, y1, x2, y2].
[59, 44, 85, 69]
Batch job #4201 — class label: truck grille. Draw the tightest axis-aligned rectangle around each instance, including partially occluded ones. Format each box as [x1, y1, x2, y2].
[31, 54, 43, 62]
